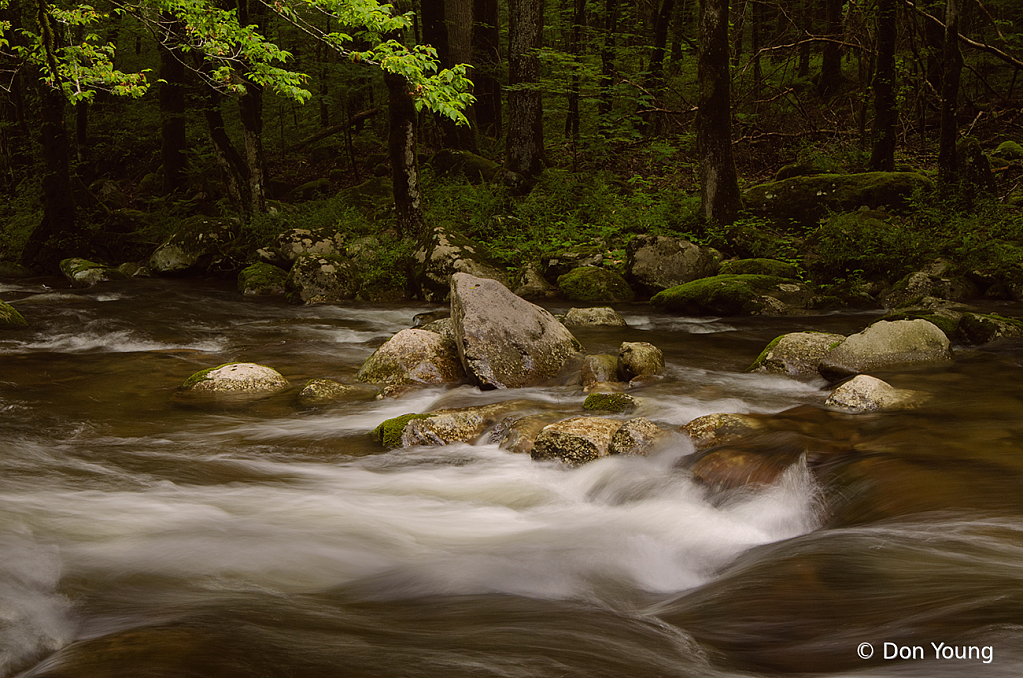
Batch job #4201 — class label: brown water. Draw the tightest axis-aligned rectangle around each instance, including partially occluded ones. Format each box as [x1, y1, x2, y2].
[2, 277, 1022, 677]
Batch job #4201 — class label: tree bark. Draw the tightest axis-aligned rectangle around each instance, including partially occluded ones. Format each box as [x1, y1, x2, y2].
[158, 16, 188, 195]
[237, 0, 267, 213]
[472, 0, 502, 137]
[697, 0, 742, 224]
[506, 0, 545, 177]
[819, 0, 844, 94]
[598, 0, 620, 119]
[564, 0, 585, 146]
[868, 0, 898, 171]
[384, 70, 426, 238]
[937, 0, 962, 185]
[201, 84, 248, 209]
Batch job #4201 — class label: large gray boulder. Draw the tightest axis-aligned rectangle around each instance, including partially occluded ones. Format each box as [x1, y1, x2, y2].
[818, 319, 953, 381]
[149, 216, 238, 275]
[0, 300, 28, 328]
[625, 235, 721, 295]
[748, 331, 845, 377]
[356, 328, 465, 386]
[180, 362, 289, 395]
[531, 416, 624, 466]
[285, 253, 359, 304]
[411, 227, 509, 302]
[451, 273, 582, 389]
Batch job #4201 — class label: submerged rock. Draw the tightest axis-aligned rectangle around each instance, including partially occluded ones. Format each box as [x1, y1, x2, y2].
[679, 413, 763, 449]
[374, 401, 530, 448]
[818, 319, 953, 381]
[180, 363, 289, 395]
[451, 273, 582, 389]
[356, 328, 465, 386]
[748, 332, 845, 377]
[580, 354, 620, 387]
[0, 300, 28, 328]
[297, 378, 354, 406]
[624, 234, 720, 295]
[531, 416, 623, 466]
[583, 392, 637, 413]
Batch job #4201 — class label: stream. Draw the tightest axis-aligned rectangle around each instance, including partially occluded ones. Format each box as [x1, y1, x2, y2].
[2, 277, 1022, 677]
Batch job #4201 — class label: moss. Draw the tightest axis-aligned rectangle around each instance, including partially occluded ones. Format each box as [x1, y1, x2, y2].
[746, 334, 785, 372]
[993, 141, 1023, 160]
[957, 312, 1023, 345]
[719, 258, 800, 279]
[372, 413, 433, 448]
[880, 311, 961, 340]
[557, 267, 635, 302]
[181, 363, 240, 389]
[583, 393, 637, 413]
[649, 274, 788, 315]
[238, 262, 288, 295]
[0, 300, 28, 328]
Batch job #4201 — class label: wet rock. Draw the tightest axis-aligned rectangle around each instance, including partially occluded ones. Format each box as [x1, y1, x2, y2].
[356, 328, 465, 386]
[451, 273, 582, 389]
[556, 267, 635, 303]
[583, 392, 637, 413]
[880, 306, 963, 341]
[531, 416, 623, 466]
[679, 413, 763, 449]
[818, 319, 953, 382]
[417, 317, 456, 341]
[149, 216, 238, 276]
[272, 227, 346, 265]
[718, 258, 800, 279]
[180, 362, 289, 395]
[609, 417, 665, 456]
[0, 300, 28, 328]
[297, 378, 353, 406]
[743, 171, 933, 227]
[285, 253, 359, 304]
[116, 262, 151, 278]
[824, 374, 920, 412]
[542, 245, 603, 282]
[650, 274, 811, 316]
[237, 262, 288, 296]
[617, 342, 664, 381]
[411, 227, 509, 302]
[882, 270, 978, 308]
[956, 312, 1023, 345]
[685, 445, 800, 490]
[562, 307, 628, 327]
[493, 413, 564, 455]
[400, 401, 527, 447]
[59, 258, 125, 288]
[581, 354, 619, 387]
[513, 262, 557, 299]
[748, 331, 845, 377]
[624, 234, 721, 295]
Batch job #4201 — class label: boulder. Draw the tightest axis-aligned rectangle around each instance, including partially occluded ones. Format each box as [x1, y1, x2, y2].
[818, 319, 953, 382]
[743, 172, 933, 227]
[59, 258, 126, 288]
[180, 363, 289, 395]
[297, 379, 354, 406]
[617, 342, 664, 381]
[429, 149, 521, 185]
[880, 305, 964, 340]
[582, 392, 637, 413]
[624, 235, 720, 294]
[237, 262, 288, 296]
[494, 413, 565, 455]
[956, 312, 1023, 345]
[679, 413, 763, 449]
[748, 332, 845, 377]
[650, 275, 811, 316]
[356, 328, 465, 386]
[450, 273, 582, 389]
[685, 445, 801, 491]
[513, 262, 558, 299]
[531, 417, 624, 466]
[882, 270, 978, 308]
[718, 258, 800, 279]
[542, 245, 603, 282]
[399, 401, 526, 447]
[149, 216, 238, 276]
[992, 140, 1023, 162]
[285, 253, 359, 304]
[288, 178, 333, 202]
[562, 307, 628, 327]
[608, 417, 665, 456]
[272, 227, 345, 265]
[417, 317, 456, 341]
[0, 300, 28, 328]
[580, 354, 619, 387]
[824, 374, 920, 412]
[411, 227, 509, 302]
[556, 267, 635, 303]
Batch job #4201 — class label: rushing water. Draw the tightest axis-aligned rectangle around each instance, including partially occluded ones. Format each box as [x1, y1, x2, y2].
[1, 277, 1022, 677]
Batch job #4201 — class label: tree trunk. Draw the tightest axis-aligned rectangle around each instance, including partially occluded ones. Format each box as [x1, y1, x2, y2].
[506, 0, 545, 177]
[697, 0, 742, 225]
[868, 0, 898, 171]
[201, 85, 247, 209]
[237, 0, 267, 213]
[643, 0, 676, 133]
[598, 0, 620, 119]
[751, 0, 762, 99]
[819, 0, 844, 94]
[564, 0, 585, 147]
[384, 71, 426, 238]
[937, 0, 962, 185]
[472, 0, 502, 137]
[158, 17, 188, 195]
[446, 0, 478, 150]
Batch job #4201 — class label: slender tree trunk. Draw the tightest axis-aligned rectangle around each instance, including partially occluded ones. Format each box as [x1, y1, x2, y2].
[751, 0, 762, 99]
[598, 0, 620, 119]
[797, 0, 812, 78]
[237, 0, 267, 213]
[384, 70, 426, 237]
[506, 0, 545, 177]
[732, 0, 746, 69]
[421, 0, 457, 148]
[201, 85, 247, 209]
[819, 0, 844, 94]
[869, 0, 898, 171]
[472, 0, 502, 137]
[446, 0, 478, 150]
[937, 0, 962, 185]
[564, 0, 585, 146]
[158, 16, 188, 195]
[697, 0, 741, 224]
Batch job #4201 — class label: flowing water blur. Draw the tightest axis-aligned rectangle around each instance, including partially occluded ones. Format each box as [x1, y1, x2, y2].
[2, 277, 1022, 677]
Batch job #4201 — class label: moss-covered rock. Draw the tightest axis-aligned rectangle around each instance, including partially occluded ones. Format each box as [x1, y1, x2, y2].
[617, 341, 664, 381]
[583, 392, 637, 413]
[297, 379, 353, 406]
[773, 162, 826, 181]
[180, 362, 289, 394]
[337, 177, 393, 218]
[719, 258, 800, 279]
[373, 413, 432, 448]
[285, 253, 359, 304]
[624, 234, 721, 294]
[0, 300, 28, 328]
[557, 267, 635, 303]
[956, 312, 1023, 345]
[541, 244, 604, 283]
[149, 216, 239, 276]
[272, 227, 346, 265]
[561, 307, 628, 327]
[429, 149, 505, 183]
[678, 413, 763, 449]
[747, 331, 846, 377]
[649, 274, 800, 316]
[744, 172, 932, 227]
[882, 270, 978, 308]
[288, 178, 332, 202]
[608, 417, 665, 456]
[238, 262, 288, 296]
[531, 416, 624, 466]
[879, 308, 963, 341]
[59, 258, 126, 288]
[992, 140, 1023, 161]
[411, 227, 509, 303]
